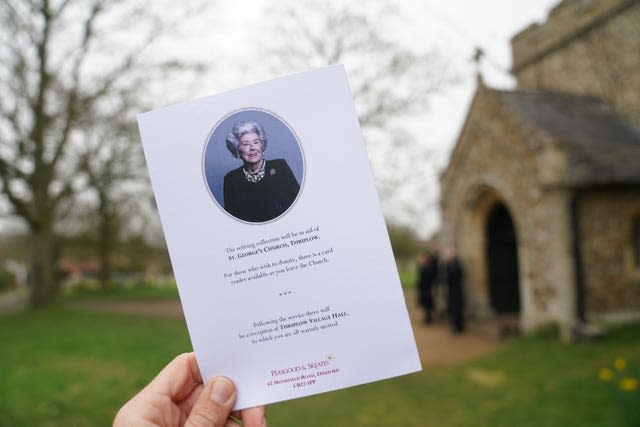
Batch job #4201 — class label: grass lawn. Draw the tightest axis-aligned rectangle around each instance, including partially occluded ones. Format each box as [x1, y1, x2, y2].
[1, 307, 639, 427]
[62, 283, 180, 301]
[397, 264, 417, 289]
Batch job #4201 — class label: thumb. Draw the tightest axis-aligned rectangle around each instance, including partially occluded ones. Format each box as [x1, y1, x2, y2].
[185, 377, 237, 427]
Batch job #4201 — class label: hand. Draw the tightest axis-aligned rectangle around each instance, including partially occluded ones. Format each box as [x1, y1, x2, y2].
[114, 353, 266, 427]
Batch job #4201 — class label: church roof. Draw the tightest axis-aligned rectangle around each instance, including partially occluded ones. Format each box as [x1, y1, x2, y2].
[494, 89, 640, 186]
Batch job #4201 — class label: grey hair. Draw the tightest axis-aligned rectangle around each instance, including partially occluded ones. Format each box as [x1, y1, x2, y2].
[225, 121, 268, 158]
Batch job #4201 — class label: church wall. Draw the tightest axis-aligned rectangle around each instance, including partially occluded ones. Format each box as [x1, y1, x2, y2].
[440, 0, 640, 336]
[440, 91, 577, 333]
[578, 188, 640, 315]
[513, 0, 640, 129]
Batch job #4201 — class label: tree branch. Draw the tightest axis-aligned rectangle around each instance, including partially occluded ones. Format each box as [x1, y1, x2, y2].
[49, 0, 103, 169]
[0, 158, 33, 224]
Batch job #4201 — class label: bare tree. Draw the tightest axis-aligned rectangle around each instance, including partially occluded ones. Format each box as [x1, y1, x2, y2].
[76, 117, 148, 289]
[0, 0, 205, 306]
[257, 0, 456, 224]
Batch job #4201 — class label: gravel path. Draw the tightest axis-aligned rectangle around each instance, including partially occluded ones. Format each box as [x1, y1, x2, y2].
[404, 292, 502, 366]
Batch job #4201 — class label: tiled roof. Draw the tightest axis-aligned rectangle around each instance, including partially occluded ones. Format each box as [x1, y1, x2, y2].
[495, 89, 640, 185]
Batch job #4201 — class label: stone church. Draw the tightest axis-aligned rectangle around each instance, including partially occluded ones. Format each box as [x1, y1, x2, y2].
[440, 0, 640, 338]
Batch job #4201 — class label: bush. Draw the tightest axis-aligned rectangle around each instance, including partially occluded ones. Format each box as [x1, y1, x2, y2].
[0, 266, 17, 292]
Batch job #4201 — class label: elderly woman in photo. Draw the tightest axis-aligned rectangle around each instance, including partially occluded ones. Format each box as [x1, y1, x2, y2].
[223, 121, 300, 222]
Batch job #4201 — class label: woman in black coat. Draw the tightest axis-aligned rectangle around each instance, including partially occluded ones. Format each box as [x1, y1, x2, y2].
[417, 251, 438, 324]
[223, 121, 300, 223]
[444, 247, 465, 334]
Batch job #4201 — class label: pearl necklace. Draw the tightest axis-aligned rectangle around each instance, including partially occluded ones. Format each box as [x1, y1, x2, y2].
[243, 160, 266, 183]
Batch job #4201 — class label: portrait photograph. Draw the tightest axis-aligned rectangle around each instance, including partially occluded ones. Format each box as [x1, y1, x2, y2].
[203, 108, 305, 223]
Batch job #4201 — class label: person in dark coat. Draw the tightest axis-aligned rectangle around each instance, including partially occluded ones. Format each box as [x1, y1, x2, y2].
[223, 121, 300, 223]
[416, 250, 439, 324]
[444, 247, 465, 334]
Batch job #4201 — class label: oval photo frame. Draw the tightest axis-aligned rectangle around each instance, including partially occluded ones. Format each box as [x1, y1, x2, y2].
[202, 108, 305, 224]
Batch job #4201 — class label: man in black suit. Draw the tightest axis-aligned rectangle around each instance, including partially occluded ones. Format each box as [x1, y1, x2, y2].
[444, 247, 465, 334]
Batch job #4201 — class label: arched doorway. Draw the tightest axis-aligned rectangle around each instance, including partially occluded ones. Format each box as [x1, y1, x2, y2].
[486, 203, 520, 314]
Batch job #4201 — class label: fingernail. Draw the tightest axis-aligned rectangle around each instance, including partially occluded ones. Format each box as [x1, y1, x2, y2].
[210, 377, 234, 404]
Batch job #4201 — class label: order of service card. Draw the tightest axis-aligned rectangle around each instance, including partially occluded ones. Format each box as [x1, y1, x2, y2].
[137, 65, 421, 409]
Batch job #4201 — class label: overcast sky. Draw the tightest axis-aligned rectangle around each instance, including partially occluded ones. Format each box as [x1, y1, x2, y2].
[166, 0, 561, 237]
[0, 0, 562, 238]
[396, 1, 560, 236]
[192, 0, 560, 141]
[405, 1, 560, 153]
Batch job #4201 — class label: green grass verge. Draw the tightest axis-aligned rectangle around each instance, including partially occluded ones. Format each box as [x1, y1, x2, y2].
[63, 283, 180, 301]
[397, 265, 417, 289]
[0, 308, 191, 427]
[1, 308, 638, 426]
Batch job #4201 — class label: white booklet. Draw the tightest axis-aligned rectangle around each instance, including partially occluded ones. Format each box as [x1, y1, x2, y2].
[137, 65, 421, 409]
